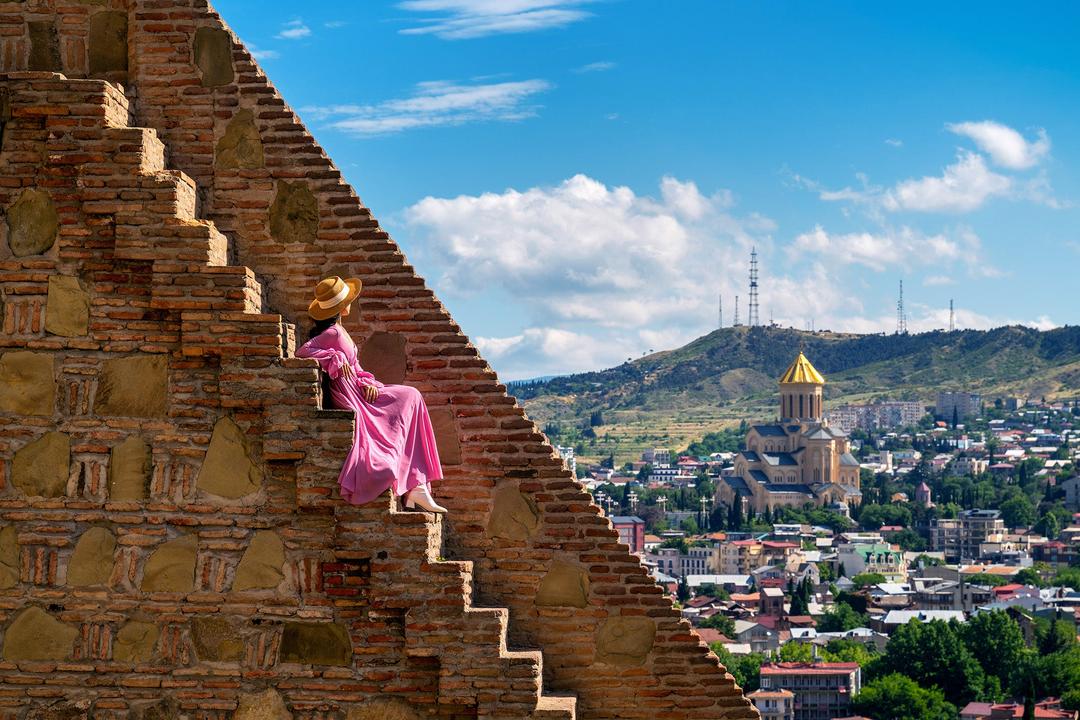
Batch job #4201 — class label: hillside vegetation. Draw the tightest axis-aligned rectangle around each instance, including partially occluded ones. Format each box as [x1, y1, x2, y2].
[517, 325, 1080, 465]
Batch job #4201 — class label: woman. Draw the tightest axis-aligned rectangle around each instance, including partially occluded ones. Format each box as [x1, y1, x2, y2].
[296, 276, 447, 513]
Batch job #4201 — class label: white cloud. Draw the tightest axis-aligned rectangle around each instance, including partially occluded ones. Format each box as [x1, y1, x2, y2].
[398, 0, 594, 39]
[883, 152, 1012, 213]
[574, 61, 616, 73]
[303, 78, 552, 136]
[947, 120, 1050, 170]
[276, 19, 311, 40]
[789, 223, 998, 277]
[324, 20, 348, 29]
[404, 174, 777, 376]
[247, 44, 280, 61]
[923, 275, 954, 286]
[885, 138, 903, 148]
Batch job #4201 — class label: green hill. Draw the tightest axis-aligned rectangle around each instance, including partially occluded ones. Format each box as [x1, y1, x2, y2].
[517, 325, 1080, 465]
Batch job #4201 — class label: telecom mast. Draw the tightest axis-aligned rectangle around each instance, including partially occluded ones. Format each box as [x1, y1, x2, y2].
[734, 295, 740, 326]
[718, 295, 723, 329]
[748, 247, 760, 326]
[949, 299, 955, 332]
[896, 280, 907, 335]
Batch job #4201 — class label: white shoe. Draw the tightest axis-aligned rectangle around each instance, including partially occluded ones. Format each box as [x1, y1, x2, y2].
[404, 484, 448, 514]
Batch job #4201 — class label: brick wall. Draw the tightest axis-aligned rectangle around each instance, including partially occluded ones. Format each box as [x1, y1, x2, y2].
[0, 2, 758, 718]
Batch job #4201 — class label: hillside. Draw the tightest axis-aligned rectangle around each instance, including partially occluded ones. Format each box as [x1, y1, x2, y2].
[518, 325, 1080, 464]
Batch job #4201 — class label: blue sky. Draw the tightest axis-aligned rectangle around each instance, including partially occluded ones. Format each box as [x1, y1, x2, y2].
[216, 0, 1080, 380]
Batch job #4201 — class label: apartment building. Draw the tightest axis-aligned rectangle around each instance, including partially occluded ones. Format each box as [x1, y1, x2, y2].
[759, 662, 861, 720]
[930, 509, 1006, 562]
[748, 689, 795, 720]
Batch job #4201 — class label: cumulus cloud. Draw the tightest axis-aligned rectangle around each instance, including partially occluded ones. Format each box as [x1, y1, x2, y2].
[946, 120, 1050, 170]
[882, 152, 1012, 213]
[302, 78, 552, 136]
[397, 0, 595, 40]
[789, 223, 997, 276]
[276, 19, 311, 40]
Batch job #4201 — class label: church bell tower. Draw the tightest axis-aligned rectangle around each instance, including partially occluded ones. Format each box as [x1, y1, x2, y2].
[779, 352, 825, 421]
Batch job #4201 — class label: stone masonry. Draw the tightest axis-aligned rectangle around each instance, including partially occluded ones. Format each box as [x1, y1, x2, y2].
[0, 2, 759, 719]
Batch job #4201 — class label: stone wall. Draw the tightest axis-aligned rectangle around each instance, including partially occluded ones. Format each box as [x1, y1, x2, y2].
[0, 2, 759, 719]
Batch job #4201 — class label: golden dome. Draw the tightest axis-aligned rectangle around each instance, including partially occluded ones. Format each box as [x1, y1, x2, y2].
[779, 352, 825, 385]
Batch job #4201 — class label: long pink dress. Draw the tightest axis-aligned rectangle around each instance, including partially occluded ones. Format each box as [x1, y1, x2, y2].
[296, 323, 443, 505]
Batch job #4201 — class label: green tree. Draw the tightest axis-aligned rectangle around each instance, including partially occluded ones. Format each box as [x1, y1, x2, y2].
[818, 601, 869, 632]
[851, 572, 888, 589]
[778, 642, 814, 663]
[699, 613, 736, 637]
[966, 572, 1008, 588]
[878, 619, 987, 706]
[1053, 567, 1080, 591]
[852, 673, 957, 720]
[1012, 567, 1045, 588]
[820, 638, 878, 666]
[710, 645, 765, 692]
[1000, 496, 1036, 529]
[961, 611, 1026, 692]
[677, 576, 691, 603]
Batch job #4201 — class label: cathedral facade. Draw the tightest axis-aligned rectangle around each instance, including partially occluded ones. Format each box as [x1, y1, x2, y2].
[717, 353, 863, 513]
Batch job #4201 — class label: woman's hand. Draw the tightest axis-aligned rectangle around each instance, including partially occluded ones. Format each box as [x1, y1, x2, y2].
[362, 384, 380, 403]
[341, 363, 356, 381]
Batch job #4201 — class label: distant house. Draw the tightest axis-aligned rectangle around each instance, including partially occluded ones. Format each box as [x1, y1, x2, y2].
[748, 688, 795, 720]
[609, 516, 645, 554]
[759, 662, 861, 720]
[1061, 476, 1080, 511]
[960, 698, 1077, 719]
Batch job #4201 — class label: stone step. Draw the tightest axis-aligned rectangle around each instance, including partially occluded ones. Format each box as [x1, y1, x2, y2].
[533, 694, 577, 720]
[115, 218, 227, 265]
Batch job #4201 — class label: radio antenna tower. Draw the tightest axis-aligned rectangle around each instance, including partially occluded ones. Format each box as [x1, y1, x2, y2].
[896, 279, 907, 335]
[718, 295, 723, 329]
[748, 247, 760, 326]
[949, 299, 955, 332]
[734, 295, 740, 326]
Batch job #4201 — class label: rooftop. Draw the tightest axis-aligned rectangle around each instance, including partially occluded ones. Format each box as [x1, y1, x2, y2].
[779, 352, 826, 385]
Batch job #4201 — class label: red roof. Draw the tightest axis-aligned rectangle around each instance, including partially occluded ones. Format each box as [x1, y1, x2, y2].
[762, 541, 799, 549]
[695, 629, 730, 644]
[761, 662, 860, 676]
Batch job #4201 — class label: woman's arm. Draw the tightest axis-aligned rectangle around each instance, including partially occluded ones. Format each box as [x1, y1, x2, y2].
[296, 342, 350, 380]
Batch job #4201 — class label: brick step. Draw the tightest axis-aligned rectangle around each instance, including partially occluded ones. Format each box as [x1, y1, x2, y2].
[180, 311, 291, 359]
[533, 694, 577, 720]
[151, 263, 264, 313]
[116, 217, 228, 265]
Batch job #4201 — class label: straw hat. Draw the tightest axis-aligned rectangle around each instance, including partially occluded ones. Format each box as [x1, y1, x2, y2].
[307, 276, 362, 320]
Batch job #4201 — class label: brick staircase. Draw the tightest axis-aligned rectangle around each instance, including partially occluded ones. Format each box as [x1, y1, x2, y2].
[1, 71, 575, 718]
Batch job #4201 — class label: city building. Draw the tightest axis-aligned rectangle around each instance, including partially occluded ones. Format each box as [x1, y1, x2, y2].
[748, 689, 795, 720]
[937, 391, 983, 421]
[953, 457, 989, 476]
[837, 542, 908, 582]
[716, 353, 863, 513]
[609, 516, 645, 554]
[960, 698, 1077, 720]
[758, 662, 861, 720]
[555, 445, 576, 476]
[915, 481, 934, 508]
[930, 510, 1006, 562]
[643, 448, 672, 466]
[825, 401, 925, 433]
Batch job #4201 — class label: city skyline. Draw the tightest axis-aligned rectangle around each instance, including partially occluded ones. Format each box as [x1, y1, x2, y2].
[217, 1, 1080, 379]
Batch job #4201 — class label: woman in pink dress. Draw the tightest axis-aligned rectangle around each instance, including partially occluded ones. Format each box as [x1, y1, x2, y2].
[296, 276, 447, 513]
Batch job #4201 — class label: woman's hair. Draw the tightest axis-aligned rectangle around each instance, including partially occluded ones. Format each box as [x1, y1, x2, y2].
[307, 314, 340, 340]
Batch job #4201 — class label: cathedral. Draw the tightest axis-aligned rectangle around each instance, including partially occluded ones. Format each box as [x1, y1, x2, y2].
[717, 352, 863, 514]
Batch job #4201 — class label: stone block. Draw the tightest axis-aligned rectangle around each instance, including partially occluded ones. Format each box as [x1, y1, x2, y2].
[346, 698, 419, 720]
[28, 20, 61, 71]
[67, 527, 116, 587]
[429, 407, 462, 465]
[359, 332, 407, 385]
[235, 689, 292, 720]
[12, 431, 69, 498]
[0, 526, 18, 589]
[141, 535, 197, 593]
[44, 275, 90, 337]
[4, 188, 58, 257]
[487, 483, 539, 540]
[95, 355, 167, 417]
[535, 560, 590, 608]
[196, 416, 263, 499]
[0, 351, 54, 416]
[269, 181, 318, 245]
[279, 622, 351, 666]
[193, 26, 234, 87]
[88, 10, 127, 75]
[190, 616, 244, 662]
[113, 620, 158, 663]
[216, 108, 264, 169]
[108, 436, 150, 500]
[3, 607, 77, 661]
[233, 530, 285, 591]
[595, 616, 655, 666]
